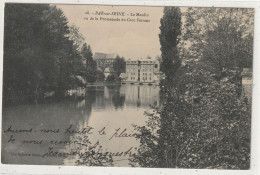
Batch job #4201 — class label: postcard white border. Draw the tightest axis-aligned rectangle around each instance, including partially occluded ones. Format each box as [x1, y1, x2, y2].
[0, 0, 259, 175]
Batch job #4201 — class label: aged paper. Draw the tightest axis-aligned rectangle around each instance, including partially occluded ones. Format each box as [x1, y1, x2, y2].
[0, 0, 259, 175]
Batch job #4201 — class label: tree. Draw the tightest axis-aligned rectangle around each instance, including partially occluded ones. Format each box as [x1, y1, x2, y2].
[112, 55, 126, 77]
[81, 43, 97, 83]
[183, 7, 254, 79]
[68, 24, 85, 51]
[159, 7, 182, 83]
[3, 4, 86, 104]
[131, 65, 251, 169]
[106, 74, 116, 83]
[40, 5, 84, 97]
[97, 60, 112, 74]
[95, 70, 105, 82]
[131, 7, 252, 169]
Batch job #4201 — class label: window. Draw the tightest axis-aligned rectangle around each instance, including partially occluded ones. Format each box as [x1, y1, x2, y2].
[155, 64, 158, 68]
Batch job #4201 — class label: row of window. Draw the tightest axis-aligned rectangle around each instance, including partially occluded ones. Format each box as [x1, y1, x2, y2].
[127, 72, 153, 76]
[143, 73, 152, 76]
[127, 69, 136, 72]
[142, 69, 153, 72]
[126, 64, 155, 69]
[129, 77, 152, 80]
[126, 69, 154, 72]
[143, 77, 152, 80]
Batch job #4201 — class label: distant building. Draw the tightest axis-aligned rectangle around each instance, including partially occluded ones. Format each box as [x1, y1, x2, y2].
[124, 59, 163, 84]
[94, 52, 117, 71]
[125, 60, 139, 82]
[93, 52, 117, 79]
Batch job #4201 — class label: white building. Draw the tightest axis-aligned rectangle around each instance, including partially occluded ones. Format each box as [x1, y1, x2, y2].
[124, 59, 162, 84]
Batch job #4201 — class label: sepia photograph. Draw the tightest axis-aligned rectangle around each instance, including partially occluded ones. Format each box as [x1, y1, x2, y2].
[1, 2, 255, 171]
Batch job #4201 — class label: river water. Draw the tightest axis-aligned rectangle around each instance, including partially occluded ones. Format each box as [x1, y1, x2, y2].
[2, 85, 160, 167]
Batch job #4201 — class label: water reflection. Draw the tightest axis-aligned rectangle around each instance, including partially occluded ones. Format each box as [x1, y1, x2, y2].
[85, 85, 160, 111]
[2, 84, 160, 166]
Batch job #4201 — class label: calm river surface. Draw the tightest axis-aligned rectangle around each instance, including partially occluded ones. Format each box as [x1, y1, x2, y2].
[2, 85, 160, 167]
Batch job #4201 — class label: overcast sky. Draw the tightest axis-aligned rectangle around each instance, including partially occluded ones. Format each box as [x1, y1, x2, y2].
[57, 5, 164, 60]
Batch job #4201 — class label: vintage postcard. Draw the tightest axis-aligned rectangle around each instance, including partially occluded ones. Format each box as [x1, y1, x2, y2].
[0, 1, 257, 173]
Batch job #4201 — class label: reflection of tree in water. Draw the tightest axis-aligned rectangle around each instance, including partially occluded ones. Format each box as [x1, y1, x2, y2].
[61, 88, 115, 166]
[136, 86, 141, 108]
[84, 87, 98, 117]
[84, 85, 126, 110]
[106, 85, 125, 110]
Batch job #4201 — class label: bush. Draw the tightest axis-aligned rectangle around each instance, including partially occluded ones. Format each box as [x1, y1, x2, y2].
[106, 74, 116, 83]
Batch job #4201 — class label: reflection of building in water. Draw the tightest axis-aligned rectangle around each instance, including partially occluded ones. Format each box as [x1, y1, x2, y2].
[89, 86, 125, 110]
[121, 85, 160, 107]
[84, 85, 160, 110]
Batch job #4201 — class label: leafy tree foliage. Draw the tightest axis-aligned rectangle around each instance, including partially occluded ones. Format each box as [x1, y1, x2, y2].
[81, 43, 97, 83]
[106, 74, 116, 83]
[3, 4, 85, 104]
[131, 69, 251, 169]
[95, 70, 105, 82]
[159, 7, 182, 83]
[68, 24, 85, 51]
[112, 55, 126, 77]
[182, 7, 253, 79]
[97, 60, 111, 74]
[131, 7, 252, 169]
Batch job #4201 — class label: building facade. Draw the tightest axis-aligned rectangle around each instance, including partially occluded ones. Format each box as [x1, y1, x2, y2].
[124, 59, 162, 84]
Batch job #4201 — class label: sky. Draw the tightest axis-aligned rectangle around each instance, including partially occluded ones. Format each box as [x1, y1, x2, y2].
[57, 5, 164, 60]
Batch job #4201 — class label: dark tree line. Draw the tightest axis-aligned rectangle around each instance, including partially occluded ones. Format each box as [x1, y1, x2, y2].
[3, 4, 87, 105]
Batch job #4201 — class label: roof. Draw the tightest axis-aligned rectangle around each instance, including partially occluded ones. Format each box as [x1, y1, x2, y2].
[94, 52, 117, 60]
[126, 59, 155, 64]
